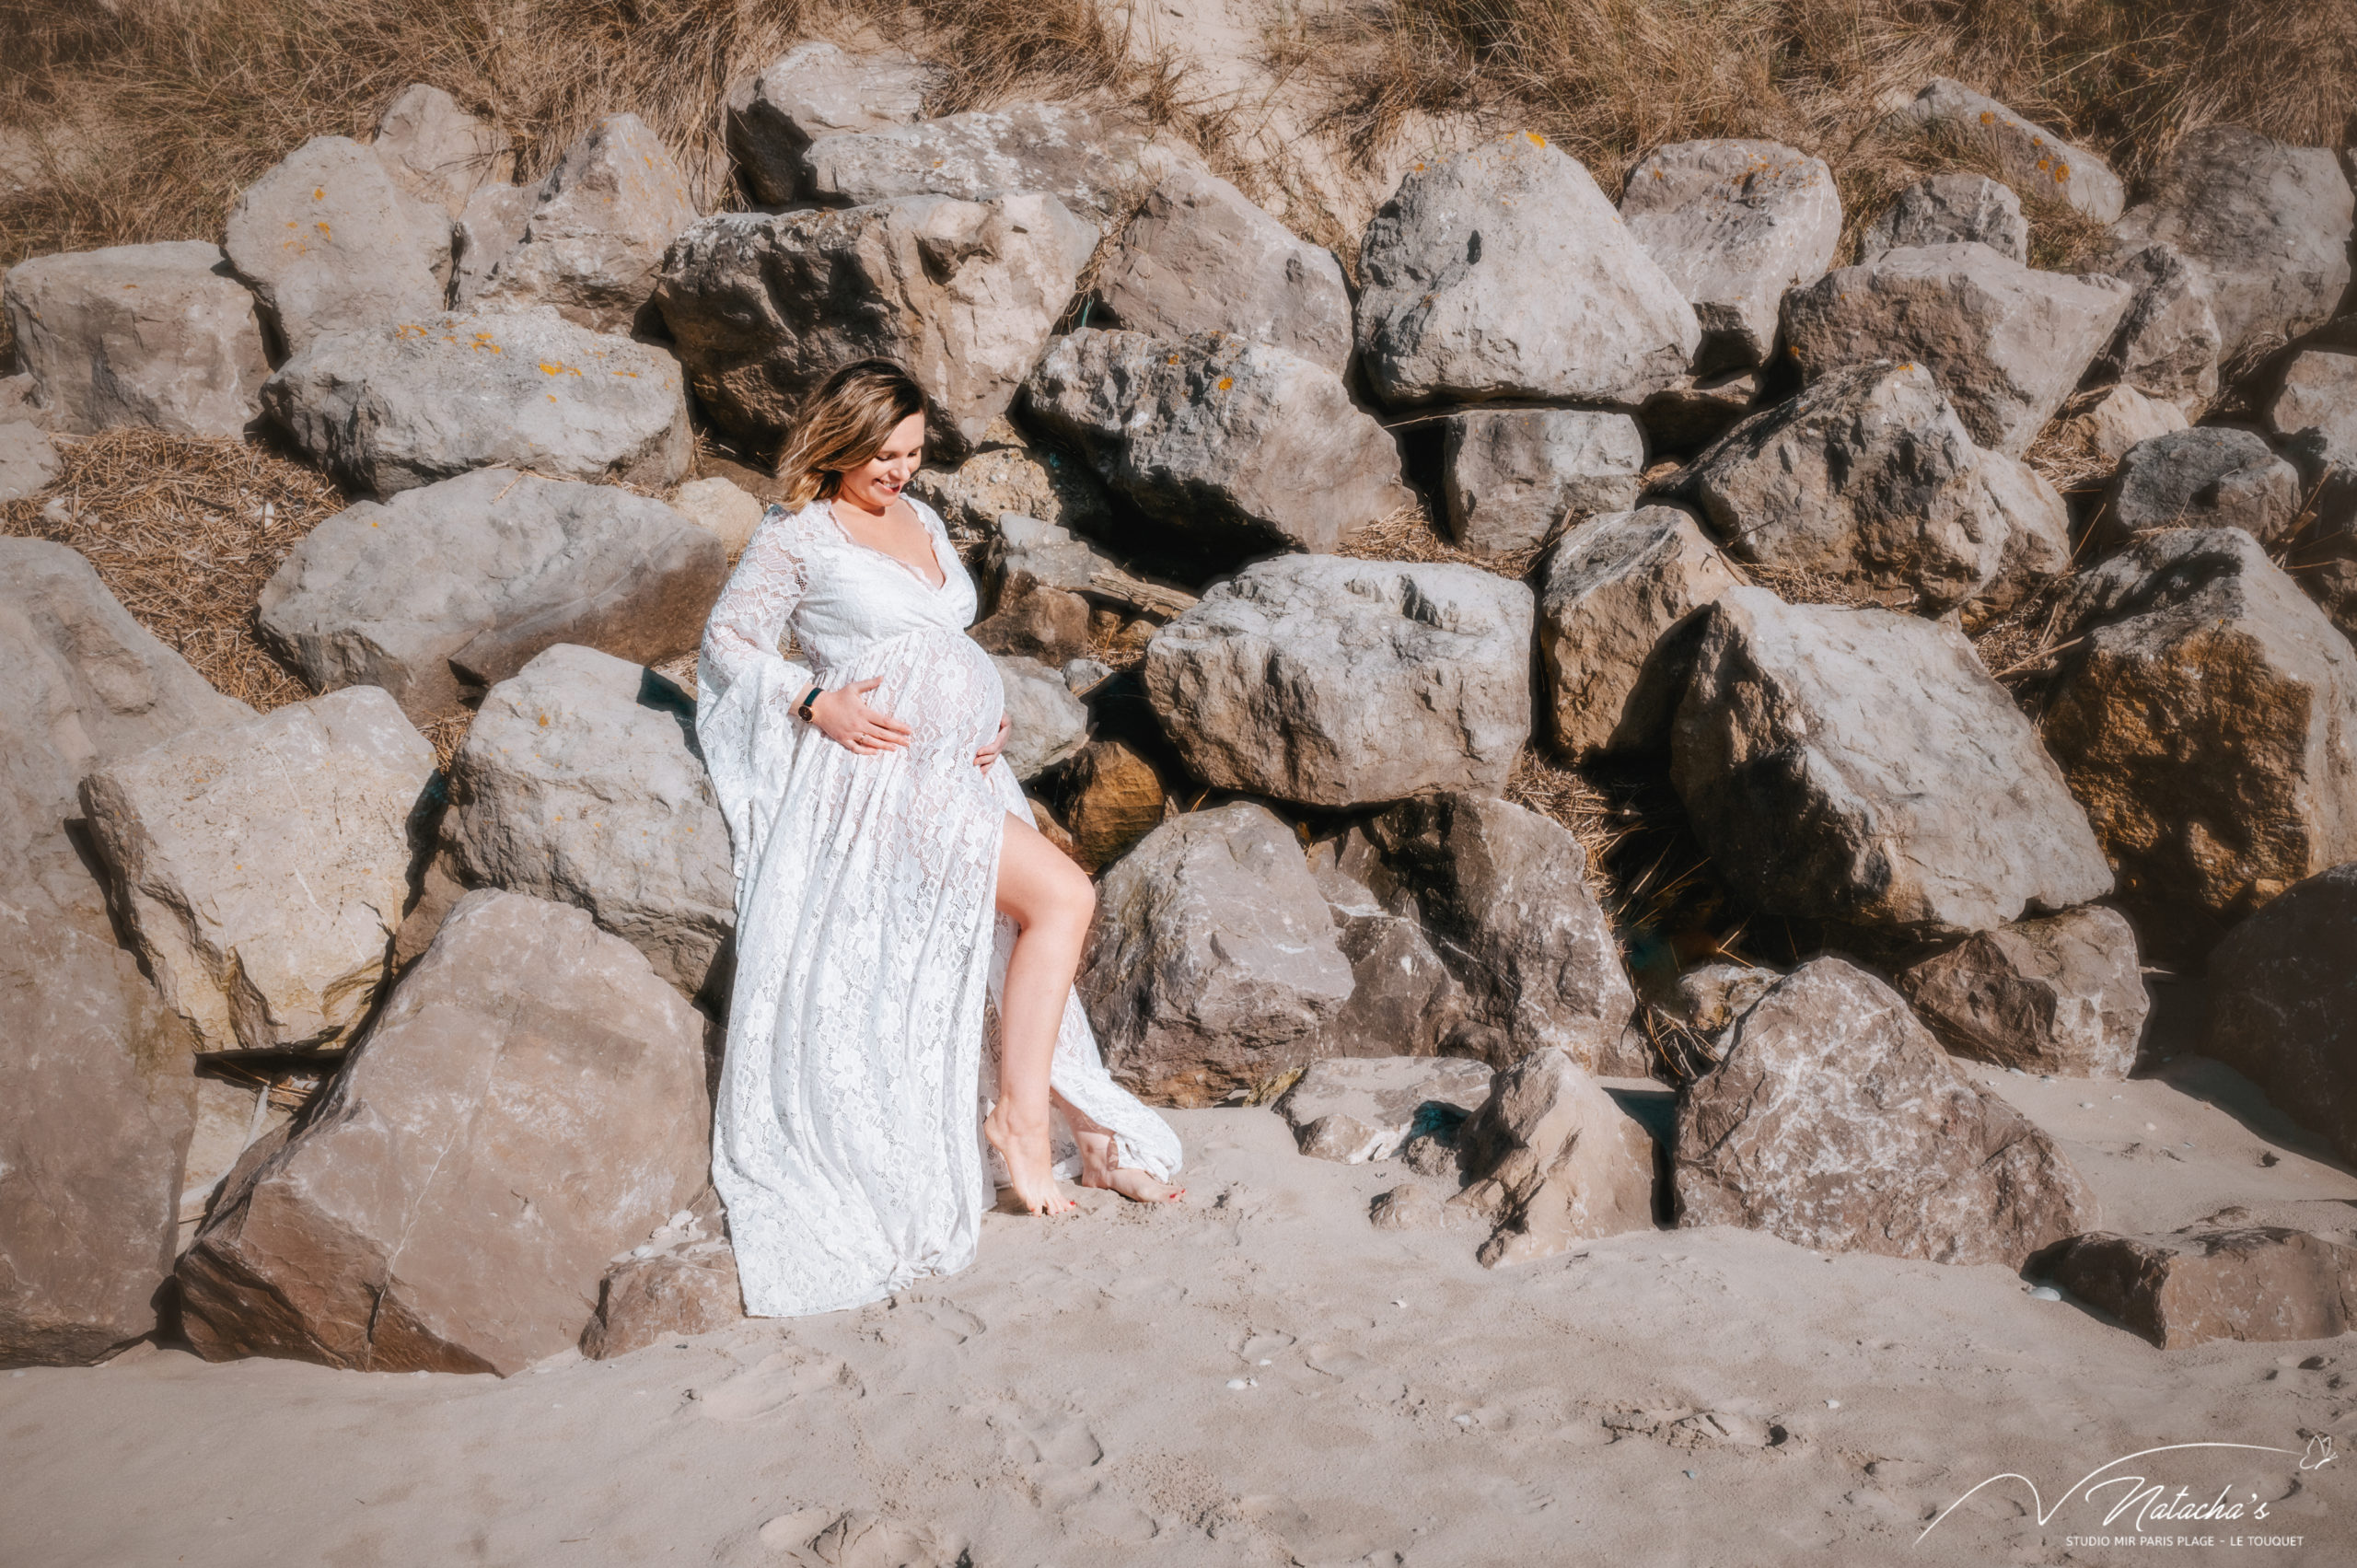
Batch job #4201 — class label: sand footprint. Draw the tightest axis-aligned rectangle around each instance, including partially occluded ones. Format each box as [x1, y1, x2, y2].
[991, 1404, 1155, 1544]
[699, 1351, 865, 1423]
[754, 1507, 967, 1567]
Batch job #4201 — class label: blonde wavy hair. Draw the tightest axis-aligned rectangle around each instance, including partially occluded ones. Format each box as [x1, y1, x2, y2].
[774, 358, 933, 506]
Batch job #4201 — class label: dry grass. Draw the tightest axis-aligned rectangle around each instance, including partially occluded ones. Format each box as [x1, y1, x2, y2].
[0, 428, 343, 710]
[1504, 745, 1618, 900]
[1336, 500, 1550, 579]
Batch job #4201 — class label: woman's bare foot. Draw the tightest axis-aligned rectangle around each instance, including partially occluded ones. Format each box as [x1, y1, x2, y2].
[983, 1103, 1075, 1215]
[1073, 1127, 1185, 1204]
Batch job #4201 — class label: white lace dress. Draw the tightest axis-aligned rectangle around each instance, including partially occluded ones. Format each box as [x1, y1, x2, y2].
[695, 495, 1183, 1318]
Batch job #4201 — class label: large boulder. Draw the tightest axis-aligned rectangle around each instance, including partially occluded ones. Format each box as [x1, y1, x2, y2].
[2097, 426, 2304, 547]
[1898, 905, 2149, 1079]
[1537, 505, 1745, 759]
[1306, 848, 1467, 1061]
[1675, 958, 2099, 1266]
[2, 240, 270, 436]
[1023, 328, 1411, 568]
[1364, 793, 1636, 1070]
[1355, 133, 1701, 408]
[802, 101, 1184, 229]
[78, 685, 434, 1056]
[2039, 1226, 2357, 1348]
[1672, 588, 2113, 938]
[261, 308, 693, 496]
[655, 195, 1094, 456]
[2089, 243, 2223, 413]
[223, 135, 451, 354]
[442, 645, 733, 998]
[1859, 172, 2026, 263]
[470, 114, 698, 335]
[2040, 528, 2357, 949]
[1781, 242, 2133, 456]
[2107, 127, 2354, 365]
[1439, 408, 1645, 557]
[726, 41, 933, 205]
[1449, 1047, 1657, 1266]
[371, 83, 513, 217]
[907, 429, 1111, 540]
[2270, 348, 2357, 467]
[1078, 803, 1354, 1106]
[1966, 447, 2077, 621]
[1144, 557, 1533, 808]
[176, 890, 712, 1374]
[971, 512, 1194, 664]
[1618, 138, 1841, 372]
[1902, 78, 2125, 221]
[1055, 738, 1167, 873]
[257, 467, 726, 724]
[1273, 1055, 1493, 1164]
[2205, 860, 2357, 1166]
[989, 653, 1089, 780]
[1096, 165, 1353, 374]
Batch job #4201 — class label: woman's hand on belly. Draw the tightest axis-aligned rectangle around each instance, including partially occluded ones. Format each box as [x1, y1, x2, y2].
[975, 714, 1010, 773]
[809, 677, 915, 755]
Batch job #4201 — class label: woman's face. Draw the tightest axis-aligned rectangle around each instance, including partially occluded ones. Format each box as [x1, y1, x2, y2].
[834, 412, 925, 512]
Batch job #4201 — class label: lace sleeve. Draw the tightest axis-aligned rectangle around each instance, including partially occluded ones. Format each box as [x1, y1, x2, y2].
[700, 504, 814, 704]
[696, 505, 818, 889]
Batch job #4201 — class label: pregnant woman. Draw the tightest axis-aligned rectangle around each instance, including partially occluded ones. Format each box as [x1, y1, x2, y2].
[696, 358, 1184, 1318]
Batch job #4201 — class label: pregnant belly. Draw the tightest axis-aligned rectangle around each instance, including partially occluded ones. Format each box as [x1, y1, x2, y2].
[818, 630, 1004, 774]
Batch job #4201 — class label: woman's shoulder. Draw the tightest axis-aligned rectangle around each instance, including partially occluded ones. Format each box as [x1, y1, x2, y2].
[901, 493, 947, 536]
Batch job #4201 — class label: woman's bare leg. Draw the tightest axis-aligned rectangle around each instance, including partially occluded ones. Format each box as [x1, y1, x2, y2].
[984, 811, 1087, 1215]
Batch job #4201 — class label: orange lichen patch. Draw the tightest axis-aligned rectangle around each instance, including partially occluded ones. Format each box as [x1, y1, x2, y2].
[395, 323, 427, 338]
[1215, 376, 1233, 391]
[2055, 164, 2072, 181]
[315, 221, 331, 238]
[1525, 131, 1547, 146]
[1980, 110, 1995, 124]
[311, 186, 324, 200]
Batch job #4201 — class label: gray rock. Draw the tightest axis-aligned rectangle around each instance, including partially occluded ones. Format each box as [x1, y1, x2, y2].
[1305, 851, 1467, 1060]
[1365, 792, 1636, 1071]
[1860, 172, 2026, 263]
[257, 467, 726, 724]
[2, 240, 270, 436]
[2041, 528, 2357, 950]
[655, 196, 1094, 456]
[177, 891, 712, 1375]
[1078, 802, 1354, 1107]
[372, 83, 513, 217]
[1673, 587, 2113, 938]
[443, 645, 734, 997]
[1440, 408, 1646, 557]
[1144, 557, 1533, 807]
[1781, 242, 2134, 456]
[1904, 78, 2125, 222]
[1023, 328, 1411, 568]
[1619, 138, 1841, 372]
[803, 101, 1186, 229]
[971, 512, 1195, 664]
[989, 653, 1089, 780]
[2098, 427, 2304, 547]
[2041, 1225, 2357, 1348]
[472, 114, 699, 335]
[1273, 1055, 1493, 1164]
[1659, 962, 1779, 1035]
[0, 420, 57, 502]
[1898, 905, 2148, 1078]
[1448, 1047, 1657, 1266]
[1537, 505, 1745, 759]
[2108, 126, 2354, 365]
[1965, 449, 2076, 622]
[1097, 165, 1353, 373]
[1356, 133, 1701, 408]
[223, 135, 452, 354]
[78, 685, 435, 1056]
[582, 1238, 742, 1358]
[2089, 244, 2223, 412]
[726, 41, 933, 205]
[906, 430, 1111, 541]
[1368, 1183, 1452, 1231]
[2270, 348, 2357, 468]
[1634, 369, 1758, 452]
[667, 476, 765, 556]
[261, 308, 693, 497]
[2206, 861, 2357, 1166]
[451, 180, 534, 305]
[1676, 957, 2099, 1266]
[2056, 384, 2189, 469]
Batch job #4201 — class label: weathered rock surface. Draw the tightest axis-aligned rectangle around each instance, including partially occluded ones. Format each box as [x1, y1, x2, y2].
[2206, 860, 2357, 1166]
[177, 890, 712, 1375]
[1097, 165, 1353, 373]
[223, 135, 452, 354]
[656, 195, 1093, 455]
[1674, 958, 2099, 1266]
[0, 420, 57, 502]
[452, 180, 535, 304]
[372, 83, 513, 217]
[580, 1199, 739, 1357]
[1964, 449, 2076, 622]
[1619, 138, 1840, 371]
[1078, 803, 1353, 1106]
[1306, 851, 1466, 1060]
[1440, 408, 1645, 556]
[1273, 1056, 1494, 1164]
[726, 41, 933, 205]
[1448, 1047, 1657, 1266]
[2098, 426, 2303, 546]
[970, 513, 1193, 664]
[2040, 1226, 2357, 1348]
[443, 645, 733, 997]
[2041, 528, 2357, 947]
[2060, 384, 2189, 468]
[258, 467, 726, 724]
[78, 685, 433, 1056]
[1365, 792, 1636, 1069]
[1782, 242, 2133, 456]
[261, 308, 692, 496]
[1356, 133, 1701, 408]
[907, 431, 1111, 540]
[2270, 348, 2357, 467]
[1860, 172, 2026, 263]
[1673, 588, 2113, 937]
[2108, 127, 2354, 364]
[1144, 557, 1533, 807]
[473, 114, 698, 334]
[803, 101, 1183, 228]
[1635, 369, 1759, 452]
[1904, 78, 2124, 222]
[1055, 738, 1166, 873]
[1658, 962, 1779, 1036]
[1023, 328, 1411, 568]
[1898, 905, 2148, 1078]
[1538, 505, 1744, 759]
[990, 653, 1089, 781]
[2, 241, 270, 436]
[2089, 243, 2223, 412]
[668, 475, 765, 556]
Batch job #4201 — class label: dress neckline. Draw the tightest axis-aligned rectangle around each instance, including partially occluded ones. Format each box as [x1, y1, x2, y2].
[819, 498, 948, 592]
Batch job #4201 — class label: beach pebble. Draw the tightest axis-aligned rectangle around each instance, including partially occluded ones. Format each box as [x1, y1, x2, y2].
[2029, 1285, 2063, 1301]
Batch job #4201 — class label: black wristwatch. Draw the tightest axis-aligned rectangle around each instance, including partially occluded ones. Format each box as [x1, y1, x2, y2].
[795, 685, 823, 722]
